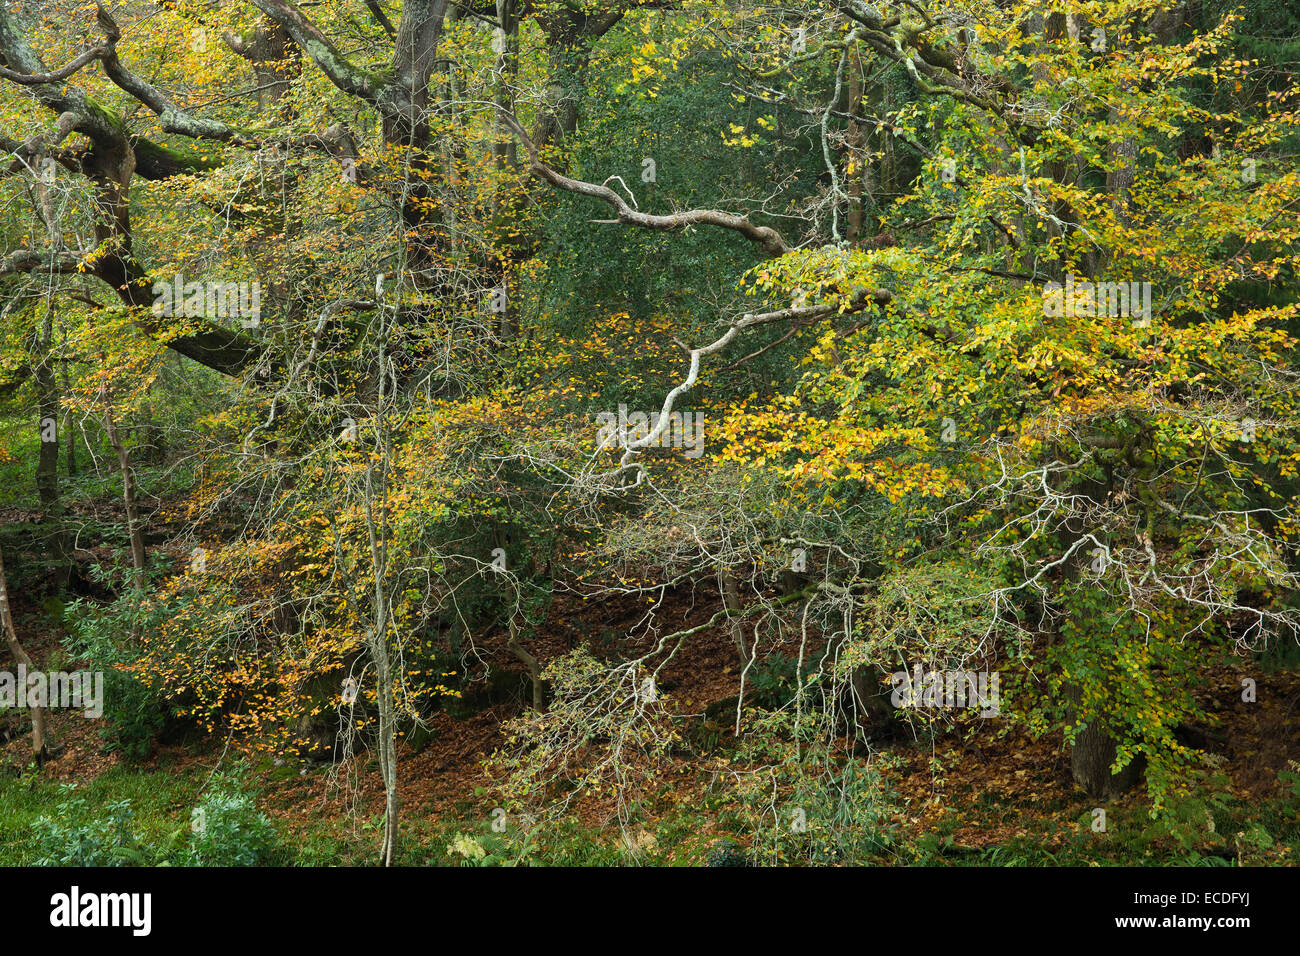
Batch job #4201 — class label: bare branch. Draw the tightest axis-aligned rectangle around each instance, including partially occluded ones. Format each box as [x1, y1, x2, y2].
[0, 42, 108, 85]
[603, 288, 892, 487]
[498, 109, 792, 258]
[250, 0, 380, 104]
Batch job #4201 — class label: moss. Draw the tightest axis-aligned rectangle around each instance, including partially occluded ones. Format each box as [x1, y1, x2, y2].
[80, 95, 130, 137]
[132, 135, 225, 175]
[362, 63, 394, 89]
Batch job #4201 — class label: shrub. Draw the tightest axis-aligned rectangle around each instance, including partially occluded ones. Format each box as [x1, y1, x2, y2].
[64, 584, 174, 760]
[705, 838, 750, 867]
[31, 791, 154, 866]
[737, 710, 899, 865]
[181, 783, 282, 866]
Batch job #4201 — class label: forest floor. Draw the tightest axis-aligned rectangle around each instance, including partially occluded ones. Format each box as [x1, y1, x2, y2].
[4, 571, 1300, 866]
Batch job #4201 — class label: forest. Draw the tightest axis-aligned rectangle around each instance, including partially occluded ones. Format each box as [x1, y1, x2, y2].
[1, 0, 1299, 873]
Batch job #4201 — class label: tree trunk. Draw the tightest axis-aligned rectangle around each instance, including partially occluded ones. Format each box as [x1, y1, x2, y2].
[492, 0, 519, 177]
[362, 339, 400, 866]
[507, 616, 545, 710]
[101, 396, 146, 595]
[370, 624, 400, 866]
[1069, 707, 1144, 798]
[720, 567, 751, 668]
[846, 49, 864, 244]
[34, 312, 72, 589]
[1055, 453, 1140, 798]
[0, 544, 48, 764]
[59, 357, 76, 478]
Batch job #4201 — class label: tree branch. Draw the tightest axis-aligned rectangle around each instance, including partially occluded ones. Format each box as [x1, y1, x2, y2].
[498, 109, 791, 258]
[249, 0, 379, 104]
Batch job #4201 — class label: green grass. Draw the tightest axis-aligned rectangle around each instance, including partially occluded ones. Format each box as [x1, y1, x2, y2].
[2, 740, 1296, 866]
[2, 760, 1296, 865]
[0, 764, 202, 865]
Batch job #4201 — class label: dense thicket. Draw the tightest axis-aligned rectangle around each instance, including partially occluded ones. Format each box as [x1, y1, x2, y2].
[2, 0, 1299, 865]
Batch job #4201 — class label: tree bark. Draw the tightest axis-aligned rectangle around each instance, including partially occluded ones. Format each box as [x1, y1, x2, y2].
[101, 395, 146, 595]
[846, 49, 864, 244]
[720, 567, 752, 669]
[507, 616, 545, 710]
[370, 624, 400, 866]
[34, 310, 72, 589]
[0, 544, 48, 763]
[1068, 687, 1144, 798]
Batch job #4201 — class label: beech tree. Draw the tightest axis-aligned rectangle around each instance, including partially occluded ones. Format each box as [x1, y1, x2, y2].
[2, 0, 1297, 862]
